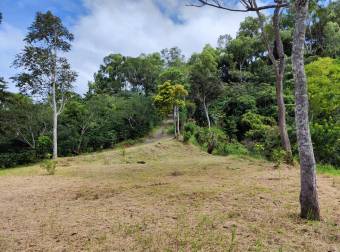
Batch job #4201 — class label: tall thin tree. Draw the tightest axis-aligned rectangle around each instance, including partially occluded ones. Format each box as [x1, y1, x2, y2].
[292, 0, 320, 220]
[12, 11, 77, 159]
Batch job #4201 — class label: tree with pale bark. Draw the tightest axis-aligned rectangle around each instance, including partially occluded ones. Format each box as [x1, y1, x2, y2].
[153, 81, 188, 138]
[12, 11, 77, 159]
[189, 45, 222, 129]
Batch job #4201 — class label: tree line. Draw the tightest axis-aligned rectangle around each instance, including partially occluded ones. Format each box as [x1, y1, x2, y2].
[0, 0, 339, 220]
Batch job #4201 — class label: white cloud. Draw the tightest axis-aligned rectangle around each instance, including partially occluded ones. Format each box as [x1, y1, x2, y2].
[69, 0, 252, 94]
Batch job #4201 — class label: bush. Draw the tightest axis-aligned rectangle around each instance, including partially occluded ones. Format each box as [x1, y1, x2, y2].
[40, 158, 57, 175]
[0, 150, 37, 168]
[193, 126, 228, 154]
[183, 122, 197, 142]
[311, 122, 340, 166]
[215, 141, 249, 156]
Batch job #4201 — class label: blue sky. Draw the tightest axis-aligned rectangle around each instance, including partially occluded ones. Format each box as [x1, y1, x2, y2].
[0, 0, 250, 94]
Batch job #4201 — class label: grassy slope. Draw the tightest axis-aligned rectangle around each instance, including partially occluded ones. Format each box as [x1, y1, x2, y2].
[0, 139, 339, 251]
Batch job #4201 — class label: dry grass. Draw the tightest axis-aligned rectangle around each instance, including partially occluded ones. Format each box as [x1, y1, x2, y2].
[0, 139, 339, 251]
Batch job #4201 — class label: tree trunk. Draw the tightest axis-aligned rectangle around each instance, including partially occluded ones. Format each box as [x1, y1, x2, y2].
[275, 73, 292, 163]
[52, 80, 58, 159]
[292, 0, 320, 220]
[176, 106, 180, 138]
[255, 4, 293, 163]
[272, 7, 293, 163]
[203, 97, 211, 129]
[173, 106, 177, 138]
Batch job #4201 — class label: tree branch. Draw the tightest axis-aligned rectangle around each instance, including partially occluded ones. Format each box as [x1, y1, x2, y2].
[187, 0, 289, 12]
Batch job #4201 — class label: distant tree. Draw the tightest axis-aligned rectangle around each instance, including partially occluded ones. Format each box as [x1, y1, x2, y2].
[154, 81, 188, 138]
[157, 67, 189, 88]
[12, 11, 77, 159]
[1, 94, 51, 150]
[161, 47, 185, 67]
[189, 45, 222, 129]
[90, 54, 126, 95]
[124, 53, 163, 95]
[217, 34, 232, 49]
[324, 21, 340, 58]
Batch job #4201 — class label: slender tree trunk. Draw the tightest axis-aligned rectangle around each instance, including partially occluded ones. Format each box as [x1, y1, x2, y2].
[52, 44, 58, 160]
[292, 0, 320, 220]
[272, 7, 293, 163]
[176, 106, 180, 138]
[275, 73, 292, 162]
[255, 3, 293, 163]
[52, 80, 58, 159]
[203, 96, 211, 129]
[173, 106, 177, 138]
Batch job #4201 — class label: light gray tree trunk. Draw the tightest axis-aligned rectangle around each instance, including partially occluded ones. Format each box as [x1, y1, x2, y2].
[292, 0, 320, 220]
[173, 106, 177, 138]
[52, 80, 58, 159]
[203, 96, 211, 129]
[176, 106, 180, 137]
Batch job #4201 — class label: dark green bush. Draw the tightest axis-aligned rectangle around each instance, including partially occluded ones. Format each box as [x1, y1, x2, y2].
[311, 122, 340, 167]
[0, 150, 37, 168]
[183, 122, 197, 142]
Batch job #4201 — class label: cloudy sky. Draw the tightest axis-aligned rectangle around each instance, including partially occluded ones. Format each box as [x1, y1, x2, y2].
[0, 0, 252, 94]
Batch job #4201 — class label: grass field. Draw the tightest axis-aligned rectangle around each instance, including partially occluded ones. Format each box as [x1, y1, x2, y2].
[0, 138, 339, 251]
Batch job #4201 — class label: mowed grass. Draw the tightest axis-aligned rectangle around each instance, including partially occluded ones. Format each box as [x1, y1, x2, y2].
[0, 139, 339, 251]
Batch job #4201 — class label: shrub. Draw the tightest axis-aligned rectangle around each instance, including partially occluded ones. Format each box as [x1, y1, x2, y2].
[193, 126, 228, 154]
[183, 122, 197, 142]
[0, 150, 37, 168]
[40, 158, 57, 175]
[215, 141, 249, 156]
[311, 122, 340, 166]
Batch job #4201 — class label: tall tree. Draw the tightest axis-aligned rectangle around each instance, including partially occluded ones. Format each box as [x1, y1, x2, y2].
[161, 47, 185, 67]
[154, 81, 188, 138]
[12, 11, 77, 159]
[189, 45, 222, 129]
[292, 0, 320, 220]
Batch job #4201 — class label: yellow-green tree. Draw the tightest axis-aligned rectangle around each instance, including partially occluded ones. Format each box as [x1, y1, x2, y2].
[153, 81, 188, 138]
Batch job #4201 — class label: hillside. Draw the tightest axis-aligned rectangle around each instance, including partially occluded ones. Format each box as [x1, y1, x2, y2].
[0, 138, 339, 251]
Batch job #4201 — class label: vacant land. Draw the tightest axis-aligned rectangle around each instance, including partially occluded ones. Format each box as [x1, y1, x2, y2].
[0, 139, 339, 252]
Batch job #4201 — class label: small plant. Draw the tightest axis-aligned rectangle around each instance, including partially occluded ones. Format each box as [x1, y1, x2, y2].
[40, 157, 57, 175]
[228, 225, 237, 252]
[272, 149, 286, 168]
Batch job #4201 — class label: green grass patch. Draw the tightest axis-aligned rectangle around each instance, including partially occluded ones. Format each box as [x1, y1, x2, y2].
[317, 164, 340, 176]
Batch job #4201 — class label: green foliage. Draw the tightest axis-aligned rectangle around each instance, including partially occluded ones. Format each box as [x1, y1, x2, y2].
[40, 158, 56, 175]
[311, 122, 340, 166]
[306, 57, 340, 120]
[215, 141, 249, 156]
[36, 135, 52, 157]
[153, 81, 188, 115]
[317, 164, 340, 176]
[183, 122, 196, 143]
[0, 150, 37, 168]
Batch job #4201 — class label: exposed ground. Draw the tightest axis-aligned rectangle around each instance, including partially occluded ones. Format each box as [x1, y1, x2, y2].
[0, 138, 339, 251]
